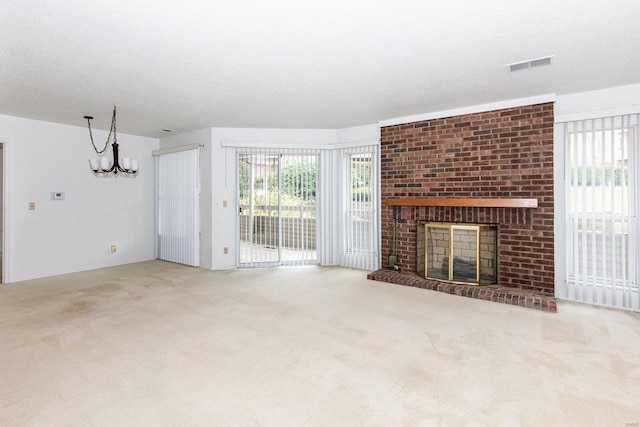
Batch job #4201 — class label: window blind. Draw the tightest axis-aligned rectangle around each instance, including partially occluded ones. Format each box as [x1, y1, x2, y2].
[155, 148, 200, 267]
[562, 114, 638, 310]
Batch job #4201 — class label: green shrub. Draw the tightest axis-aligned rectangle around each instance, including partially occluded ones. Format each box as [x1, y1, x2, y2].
[268, 163, 317, 200]
[352, 187, 371, 202]
[571, 166, 628, 186]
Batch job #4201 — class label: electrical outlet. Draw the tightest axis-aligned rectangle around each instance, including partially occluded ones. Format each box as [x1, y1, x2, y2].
[28, 202, 36, 211]
[223, 247, 229, 254]
[111, 245, 117, 253]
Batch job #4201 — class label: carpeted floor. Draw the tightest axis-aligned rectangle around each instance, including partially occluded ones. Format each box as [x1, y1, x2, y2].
[0, 260, 638, 426]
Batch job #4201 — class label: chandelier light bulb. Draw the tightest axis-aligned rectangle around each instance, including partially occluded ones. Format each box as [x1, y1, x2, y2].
[100, 157, 110, 171]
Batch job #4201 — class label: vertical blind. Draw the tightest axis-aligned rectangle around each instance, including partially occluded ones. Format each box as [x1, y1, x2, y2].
[562, 114, 638, 310]
[155, 148, 200, 267]
[318, 149, 338, 265]
[339, 144, 380, 271]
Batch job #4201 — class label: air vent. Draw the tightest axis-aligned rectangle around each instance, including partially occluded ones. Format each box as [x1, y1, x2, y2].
[508, 56, 553, 73]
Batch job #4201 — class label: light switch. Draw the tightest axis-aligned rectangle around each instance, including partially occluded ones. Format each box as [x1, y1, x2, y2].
[28, 202, 36, 211]
[223, 200, 228, 208]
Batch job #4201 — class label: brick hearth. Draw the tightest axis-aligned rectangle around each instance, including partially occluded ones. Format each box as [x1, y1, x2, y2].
[368, 269, 557, 312]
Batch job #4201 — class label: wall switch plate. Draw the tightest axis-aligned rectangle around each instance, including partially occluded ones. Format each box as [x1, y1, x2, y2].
[28, 202, 36, 211]
[51, 191, 66, 201]
[223, 247, 229, 254]
[223, 200, 228, 208]
[111, 245, 117, 253]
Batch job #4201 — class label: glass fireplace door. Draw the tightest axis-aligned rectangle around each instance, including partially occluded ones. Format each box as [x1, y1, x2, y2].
[425, 223, 497, 285]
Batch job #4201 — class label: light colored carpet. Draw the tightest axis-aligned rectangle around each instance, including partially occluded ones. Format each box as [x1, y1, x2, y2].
[0, 260, 638, 426]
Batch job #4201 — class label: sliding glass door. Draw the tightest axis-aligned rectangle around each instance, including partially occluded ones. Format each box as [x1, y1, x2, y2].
[237, 148, 318, 267]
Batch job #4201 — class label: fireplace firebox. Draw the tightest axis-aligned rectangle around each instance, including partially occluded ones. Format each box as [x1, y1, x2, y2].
[417, 222, 497, 285]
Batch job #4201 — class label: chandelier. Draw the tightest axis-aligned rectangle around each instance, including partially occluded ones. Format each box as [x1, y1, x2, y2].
[85, 106, 138, 176]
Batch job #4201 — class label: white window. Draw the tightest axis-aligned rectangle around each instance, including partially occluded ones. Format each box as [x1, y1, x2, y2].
[340, 145, 379, 270]
[560, 114, 638, 310]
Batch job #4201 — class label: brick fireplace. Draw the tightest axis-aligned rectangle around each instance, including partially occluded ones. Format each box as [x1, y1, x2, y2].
[368, 102, 556, 311]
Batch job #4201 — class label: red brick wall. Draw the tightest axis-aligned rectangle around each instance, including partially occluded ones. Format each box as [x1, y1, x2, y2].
[380, 102, 554, 295]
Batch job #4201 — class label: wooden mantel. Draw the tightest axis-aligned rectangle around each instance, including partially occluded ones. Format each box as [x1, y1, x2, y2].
[385, 198, 538, 208]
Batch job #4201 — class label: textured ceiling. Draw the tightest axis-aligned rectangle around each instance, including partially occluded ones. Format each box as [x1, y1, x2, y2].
[2, 0, 640, 137]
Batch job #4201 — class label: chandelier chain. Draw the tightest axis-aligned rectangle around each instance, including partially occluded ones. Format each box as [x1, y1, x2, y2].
[87, 106, 117, 156]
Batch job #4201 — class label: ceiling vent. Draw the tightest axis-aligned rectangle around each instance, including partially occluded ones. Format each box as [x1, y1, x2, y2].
[508, 56, 553, 73]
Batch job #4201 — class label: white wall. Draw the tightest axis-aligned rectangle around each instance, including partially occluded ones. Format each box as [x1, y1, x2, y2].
[555, 83, 640, 120]
[336, 124, 379, 145]
[0, 115, 158, 282]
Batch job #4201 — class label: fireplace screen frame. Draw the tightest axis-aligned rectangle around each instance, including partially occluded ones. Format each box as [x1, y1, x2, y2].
[422, 222, 498, 286]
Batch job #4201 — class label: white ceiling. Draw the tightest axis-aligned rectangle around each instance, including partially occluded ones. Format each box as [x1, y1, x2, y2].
[2, 1, 640, 138]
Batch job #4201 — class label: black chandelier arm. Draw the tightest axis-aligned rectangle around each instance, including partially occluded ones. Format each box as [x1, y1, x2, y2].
[104, 142, 137, 174]
[112, 164, 138, 174]
[91, 164, 138, 175]
[91, 166, 137, 175]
